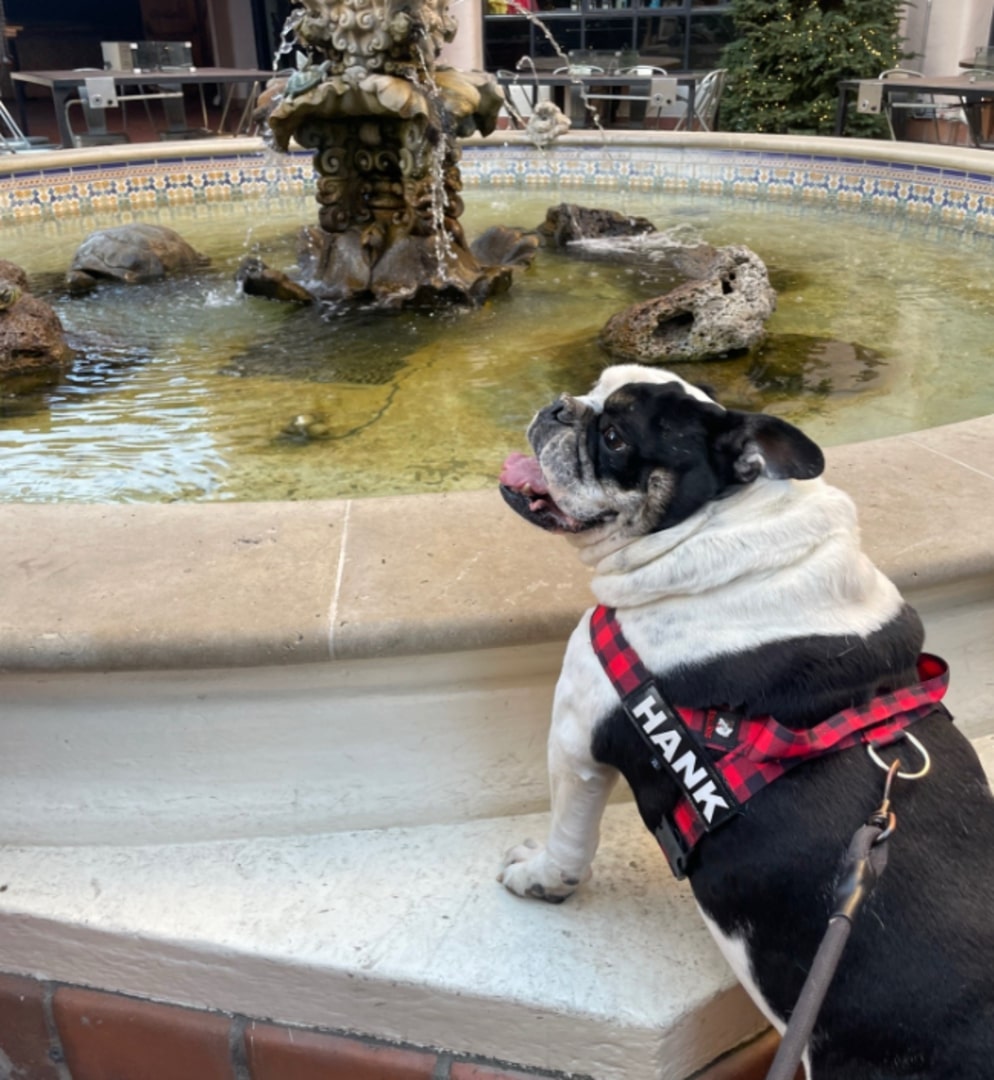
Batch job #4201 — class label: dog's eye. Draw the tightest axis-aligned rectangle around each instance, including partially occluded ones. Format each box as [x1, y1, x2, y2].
[602, 426, 627, 452]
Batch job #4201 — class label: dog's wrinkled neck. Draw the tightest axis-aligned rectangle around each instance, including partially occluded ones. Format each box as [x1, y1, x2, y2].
[584, 478, 868, 608]
[565, 492, 714, 567]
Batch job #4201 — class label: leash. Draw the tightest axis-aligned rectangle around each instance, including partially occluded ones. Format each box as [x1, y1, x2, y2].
[765, 746, 928, 1080]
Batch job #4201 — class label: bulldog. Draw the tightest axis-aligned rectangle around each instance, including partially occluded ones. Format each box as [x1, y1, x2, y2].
[497, 364, 994, 1079]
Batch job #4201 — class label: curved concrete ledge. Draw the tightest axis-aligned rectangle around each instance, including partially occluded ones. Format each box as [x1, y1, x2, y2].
[3, 417, 993, 674]
[10, 127, 993, 174]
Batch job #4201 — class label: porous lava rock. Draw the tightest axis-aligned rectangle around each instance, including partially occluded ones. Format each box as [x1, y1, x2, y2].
[599, 244, 777, 363]
[0, 261, 70, 375]
[66, 224, 210, 294]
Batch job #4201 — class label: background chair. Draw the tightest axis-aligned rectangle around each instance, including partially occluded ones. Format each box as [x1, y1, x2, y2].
[0, 98, 56, 152]
[584, 65, 669, 127]
[65, 85, 131, 148]
[553, 64, 605, 126]
[497, 58, 551, 128]
[675, 67, 726, 131]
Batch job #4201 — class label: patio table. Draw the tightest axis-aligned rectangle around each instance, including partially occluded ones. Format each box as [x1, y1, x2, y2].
[835, 73, 994, 147]
[12, 67, 274, 147]
[496, 70, 699, 129]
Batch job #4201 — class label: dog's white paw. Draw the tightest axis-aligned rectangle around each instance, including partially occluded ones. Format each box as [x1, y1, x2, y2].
[497, 838, 590, 903]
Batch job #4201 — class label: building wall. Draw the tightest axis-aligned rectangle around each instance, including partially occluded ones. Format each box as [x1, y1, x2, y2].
[439, 0, 484, 71]
[906, 0, 993, 75]
[206, 0, 260, 69]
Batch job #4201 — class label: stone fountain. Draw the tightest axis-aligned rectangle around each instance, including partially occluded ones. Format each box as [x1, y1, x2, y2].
[260, 0, 535, 307]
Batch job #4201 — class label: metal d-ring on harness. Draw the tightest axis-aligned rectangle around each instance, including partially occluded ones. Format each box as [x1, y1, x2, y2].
[765, 736, 932, 1080]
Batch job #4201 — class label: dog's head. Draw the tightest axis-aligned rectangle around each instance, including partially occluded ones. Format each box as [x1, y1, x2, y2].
[499, 364, 824, 544]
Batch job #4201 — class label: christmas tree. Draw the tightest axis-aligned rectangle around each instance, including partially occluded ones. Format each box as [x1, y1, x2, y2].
[720, 0, 908, 136]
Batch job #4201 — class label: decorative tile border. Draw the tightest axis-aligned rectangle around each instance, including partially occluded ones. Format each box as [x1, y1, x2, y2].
[461, 143, 994, 233]
[1, 141, 993, 234]
[0, 154, 314, 225]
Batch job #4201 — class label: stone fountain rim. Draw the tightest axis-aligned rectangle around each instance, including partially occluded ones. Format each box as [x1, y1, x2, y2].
[1, 132, 993, 675]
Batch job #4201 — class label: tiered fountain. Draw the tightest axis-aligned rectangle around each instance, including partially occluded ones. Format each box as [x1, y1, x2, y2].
[260, 0, 534, 307]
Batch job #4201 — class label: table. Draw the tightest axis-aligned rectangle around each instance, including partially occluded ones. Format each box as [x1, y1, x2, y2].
[497, 71, 699, 130]
[835, 73, 994, 147]
[12, 67, 273, 147]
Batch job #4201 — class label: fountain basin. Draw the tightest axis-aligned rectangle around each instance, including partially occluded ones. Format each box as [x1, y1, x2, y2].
[2, 132, 994, 1079]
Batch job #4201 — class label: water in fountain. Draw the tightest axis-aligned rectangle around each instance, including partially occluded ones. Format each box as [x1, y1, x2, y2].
[5, 184, 994, 503]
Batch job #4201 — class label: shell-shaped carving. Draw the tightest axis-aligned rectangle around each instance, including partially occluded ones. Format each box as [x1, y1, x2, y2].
[374, 149, 399, 172]
[317, 147, 348, 175]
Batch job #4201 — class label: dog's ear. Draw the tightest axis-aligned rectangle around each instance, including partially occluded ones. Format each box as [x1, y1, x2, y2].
[713, 410, 825, 483]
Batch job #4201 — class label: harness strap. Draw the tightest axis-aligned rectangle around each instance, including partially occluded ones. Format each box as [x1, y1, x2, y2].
[589, 604, 950, 878]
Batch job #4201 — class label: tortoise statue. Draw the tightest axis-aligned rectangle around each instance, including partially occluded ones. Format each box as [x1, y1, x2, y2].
[66, 224, 210, 295]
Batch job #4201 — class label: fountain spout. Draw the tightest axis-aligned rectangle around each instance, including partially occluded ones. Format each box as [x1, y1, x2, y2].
[261, 0, 534, 308]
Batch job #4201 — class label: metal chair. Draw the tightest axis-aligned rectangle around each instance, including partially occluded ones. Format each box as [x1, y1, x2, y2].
[604, 66, 675, 127]
[0, 98, 56, 152]
[497, 58, 551, 128]
[553, 65, 605, 125]
[65, 85, 131, 148]
[577, 65, 678, 128]
[552, 65, 605, 75]
[675, 67, 726, 132]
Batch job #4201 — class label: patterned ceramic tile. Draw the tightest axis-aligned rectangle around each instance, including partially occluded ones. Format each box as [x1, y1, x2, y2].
[2, 144, 994, 237]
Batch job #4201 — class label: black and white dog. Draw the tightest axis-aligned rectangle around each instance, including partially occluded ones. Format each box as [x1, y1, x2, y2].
[498, 364, 994, 1079]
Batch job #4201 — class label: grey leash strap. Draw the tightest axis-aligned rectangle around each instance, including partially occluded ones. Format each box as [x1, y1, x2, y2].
[764, 816, 893, 1080]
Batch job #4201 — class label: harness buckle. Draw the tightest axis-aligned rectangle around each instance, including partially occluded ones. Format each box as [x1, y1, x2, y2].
[654, 818, 689, 881]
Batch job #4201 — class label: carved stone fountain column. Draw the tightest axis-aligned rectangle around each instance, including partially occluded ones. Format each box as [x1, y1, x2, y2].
[263, 0, 534, 307]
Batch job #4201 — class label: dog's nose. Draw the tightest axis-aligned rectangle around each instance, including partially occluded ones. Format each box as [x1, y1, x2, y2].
[551, 394, 579, 424]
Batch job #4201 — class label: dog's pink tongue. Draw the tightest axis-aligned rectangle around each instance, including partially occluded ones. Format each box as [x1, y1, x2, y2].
[500, 452, 549, 495]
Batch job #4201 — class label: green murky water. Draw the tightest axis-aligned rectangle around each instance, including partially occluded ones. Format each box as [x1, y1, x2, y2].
[2, 190, 993, 503]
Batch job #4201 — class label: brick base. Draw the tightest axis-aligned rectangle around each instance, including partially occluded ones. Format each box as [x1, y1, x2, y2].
[0, 971, 783, 1080]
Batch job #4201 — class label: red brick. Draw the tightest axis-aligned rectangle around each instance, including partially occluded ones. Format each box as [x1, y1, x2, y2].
[53, 987, 233, 1080]
[692, 1028, 803, 1080]
[0, 973, 62, 1080]
[245, 1022, 438, 1080]
[451, 1064, 553, 1080]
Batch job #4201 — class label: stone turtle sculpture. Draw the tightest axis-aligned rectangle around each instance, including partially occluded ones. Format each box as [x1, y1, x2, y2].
[66, 224, 210, 295]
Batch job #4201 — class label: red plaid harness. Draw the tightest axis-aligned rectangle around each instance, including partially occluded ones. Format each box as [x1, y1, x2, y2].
[590, 603, 951, 878]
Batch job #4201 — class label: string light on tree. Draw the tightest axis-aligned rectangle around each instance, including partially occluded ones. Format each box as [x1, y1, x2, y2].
[719, 0, 906, 135]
